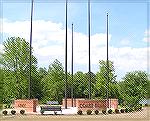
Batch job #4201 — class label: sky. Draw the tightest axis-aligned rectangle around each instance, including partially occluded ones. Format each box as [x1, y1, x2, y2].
[0, 0, 150, 80]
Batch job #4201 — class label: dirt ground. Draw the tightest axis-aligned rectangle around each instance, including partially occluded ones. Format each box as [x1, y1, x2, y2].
[1, 107, 149, 121]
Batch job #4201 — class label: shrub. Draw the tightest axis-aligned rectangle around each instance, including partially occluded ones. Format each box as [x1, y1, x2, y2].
[125, 107, 133, 113]
[115, 109, 120, 114]
[102, 110, 106, 114]
[20, 110, 25, 115]
[86, 110, 92, 115]
[3, 110, 8, 115]
[11, 110, 16, 115]
[94, 110, 99, 115]
[120, 109, 125, 113]
[134, 105, 142, 111]
[40, 109, 44, 115]
[108, 109, 112, 114]
[77, 110, 83, 115]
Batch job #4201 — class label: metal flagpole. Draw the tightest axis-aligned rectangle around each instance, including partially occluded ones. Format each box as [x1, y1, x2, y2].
[71, 23, 74, 107]
[106, 12, 109, 108]
[65, 0, 68, 109]
[88, 0, 91, 99]
[29, 0, 34, 99]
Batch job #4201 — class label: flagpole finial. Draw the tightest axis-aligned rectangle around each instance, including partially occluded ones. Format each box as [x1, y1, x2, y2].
[107, 12, 109, 15]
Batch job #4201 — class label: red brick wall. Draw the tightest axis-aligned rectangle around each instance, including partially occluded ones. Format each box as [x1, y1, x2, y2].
[62, 98, 118, 111]
[14, 99, 38, 112]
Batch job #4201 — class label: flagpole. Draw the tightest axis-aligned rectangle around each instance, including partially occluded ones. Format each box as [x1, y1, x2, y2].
[65, 0, 68, 109]
[106, 12, 109, 108]
[88, 0, 91, 99]
[29, 0, 34, 99]
[71, 23, 74, 107]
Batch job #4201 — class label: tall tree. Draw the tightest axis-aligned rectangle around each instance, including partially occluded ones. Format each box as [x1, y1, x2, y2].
[95, 60, 118, 99]
[2, 37, 38, 103]
[73, 71, 88, 98]
[41, 59, 65, 103]
[119, 71, 149, 107]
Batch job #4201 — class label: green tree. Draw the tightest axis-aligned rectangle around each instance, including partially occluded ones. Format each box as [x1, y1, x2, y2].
[119, 71, 149, 107]
[0, 67, 3, 109]
[73, 71, 88, 98]
[2, 37, 38, 103]
[41, 59, 65, 103]
[95, 60, 118, 99]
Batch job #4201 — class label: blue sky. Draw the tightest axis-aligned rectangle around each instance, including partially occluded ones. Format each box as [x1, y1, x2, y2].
[1, 0, 150, 80]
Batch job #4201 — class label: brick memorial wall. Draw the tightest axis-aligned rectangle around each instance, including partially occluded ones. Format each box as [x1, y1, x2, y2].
[62, 98, 118, 111]
[14, 99, 38, 112]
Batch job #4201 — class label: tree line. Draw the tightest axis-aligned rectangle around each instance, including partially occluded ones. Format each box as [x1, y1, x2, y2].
[0, 37, 149, 108]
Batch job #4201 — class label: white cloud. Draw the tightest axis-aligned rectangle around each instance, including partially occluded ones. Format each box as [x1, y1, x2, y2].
[143, 29, 150, 42]
[120, 39, 130, 46]
[1, 19, 149, 79]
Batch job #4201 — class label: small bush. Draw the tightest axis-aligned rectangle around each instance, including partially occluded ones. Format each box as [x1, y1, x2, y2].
[108, 109, 112, 114]
[11, 110, 16, 115]
[120, 109, 125, 113]
[134, 105, 142, 111]
[115, 109, 120, 114]
[3, 110, 8, 115]
[125, 107, 133, 113]
[86, 110, 92, 115]
[20, 110, 25, 115]
[94, 110, 99, 115]
[40, 109, 44, 115]
[77, 110, 83, 115]
[102, 110, 106, 114]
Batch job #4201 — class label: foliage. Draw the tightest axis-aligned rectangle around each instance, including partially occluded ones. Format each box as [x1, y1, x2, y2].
[2, 110, 8, 115]
[77, 110, 83, 115]
[95, 60, 119, 99]
[102, 109, 106, 114]
[86, 110, 92, 115]
[115, 109, 120, 114]
[120, 109, 125, 113]
[2, 37, 39, 104]
[41, 59, 65, 103]
[20, 109, 25, 115]
[119, 71, 149, 108]
[0, 68, 3, 109]
[108, 109, 112, 114]
[11, 110, 16, 115]
[73, 71, 88, 98]
[94, 110, 99, 115]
